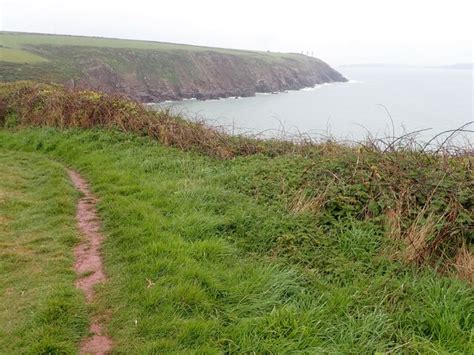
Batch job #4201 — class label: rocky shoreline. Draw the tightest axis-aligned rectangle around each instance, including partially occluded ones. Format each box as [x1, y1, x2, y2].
[94, 53, 348, 103]
[144, 76, 346, 103]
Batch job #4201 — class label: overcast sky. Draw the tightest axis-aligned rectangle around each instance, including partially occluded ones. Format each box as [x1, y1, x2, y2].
[1, 0, 472, 66]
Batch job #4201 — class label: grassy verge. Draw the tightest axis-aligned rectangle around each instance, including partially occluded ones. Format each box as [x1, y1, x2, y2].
[1, 128, 472, 353]
[0, 149, 87, 353]
[0, 47, 48, 64]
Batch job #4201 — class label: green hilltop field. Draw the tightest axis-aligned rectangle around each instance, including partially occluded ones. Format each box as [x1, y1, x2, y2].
[0, 31, 296, 62]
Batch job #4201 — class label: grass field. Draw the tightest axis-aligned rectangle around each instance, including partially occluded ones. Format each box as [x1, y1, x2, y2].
[0, 149, 87, 353]
[0, 31, 295, 64]
[0, 47, 48, 63]
[1, 128, 472, 353]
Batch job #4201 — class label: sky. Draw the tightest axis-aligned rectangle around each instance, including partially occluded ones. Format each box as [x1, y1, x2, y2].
[1, 0, 473, 66]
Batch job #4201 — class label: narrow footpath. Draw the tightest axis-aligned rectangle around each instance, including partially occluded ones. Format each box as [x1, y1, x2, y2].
[67, 170, 113, 355]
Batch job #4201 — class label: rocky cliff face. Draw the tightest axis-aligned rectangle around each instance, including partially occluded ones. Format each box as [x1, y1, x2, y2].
[1, 43, 347, 102]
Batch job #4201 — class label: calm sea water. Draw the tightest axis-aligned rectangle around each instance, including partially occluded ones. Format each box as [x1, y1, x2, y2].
[154, 67, 473, 142]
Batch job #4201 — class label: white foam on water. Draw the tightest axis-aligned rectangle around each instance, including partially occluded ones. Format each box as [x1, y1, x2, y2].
[148, 80, 351, 104]
[301, 86, 322, 91]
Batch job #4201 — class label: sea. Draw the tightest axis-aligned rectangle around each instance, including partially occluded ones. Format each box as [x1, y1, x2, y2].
[152, 66, 473, 144]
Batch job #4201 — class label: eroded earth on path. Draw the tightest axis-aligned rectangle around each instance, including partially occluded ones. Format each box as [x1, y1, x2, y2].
[68, 169, 112, 355]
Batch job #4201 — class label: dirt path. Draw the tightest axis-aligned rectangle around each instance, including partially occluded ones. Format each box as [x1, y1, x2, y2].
[67, 169, 113, 355]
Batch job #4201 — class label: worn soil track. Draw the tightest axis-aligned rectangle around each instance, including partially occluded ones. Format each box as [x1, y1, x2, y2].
[68, 169, 112, 355]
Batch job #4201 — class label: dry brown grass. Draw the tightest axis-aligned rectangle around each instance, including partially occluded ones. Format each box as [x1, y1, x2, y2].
[385, 205, 404, 242]
[384, 191, 473, 279]
[453, 244, 474, 282]
[403, 214, 438, 263]
[385, 209, 437, 264]
[290, 191, 323, 214]
[289, 185, 332, 216]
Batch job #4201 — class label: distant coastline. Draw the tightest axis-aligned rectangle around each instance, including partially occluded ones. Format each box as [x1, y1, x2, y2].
[339, 62, 474, 70]
[0, 31, 347, 103]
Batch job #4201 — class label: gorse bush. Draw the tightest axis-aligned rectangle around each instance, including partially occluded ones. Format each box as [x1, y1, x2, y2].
[1, 81, 472, 280]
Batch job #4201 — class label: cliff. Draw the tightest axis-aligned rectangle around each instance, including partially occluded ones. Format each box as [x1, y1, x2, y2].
[0, 32, 347, 102]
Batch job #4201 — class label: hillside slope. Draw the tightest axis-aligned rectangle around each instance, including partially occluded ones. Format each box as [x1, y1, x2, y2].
[0, 32, 347, 102]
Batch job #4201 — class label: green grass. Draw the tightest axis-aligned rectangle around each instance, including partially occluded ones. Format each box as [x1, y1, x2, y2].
[1, 128, 472, 353]
[0, 31, 297, 63]
[0, 149, 87, 353]
[0, 47, 48, 63]
[0, 31, 251, 53]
